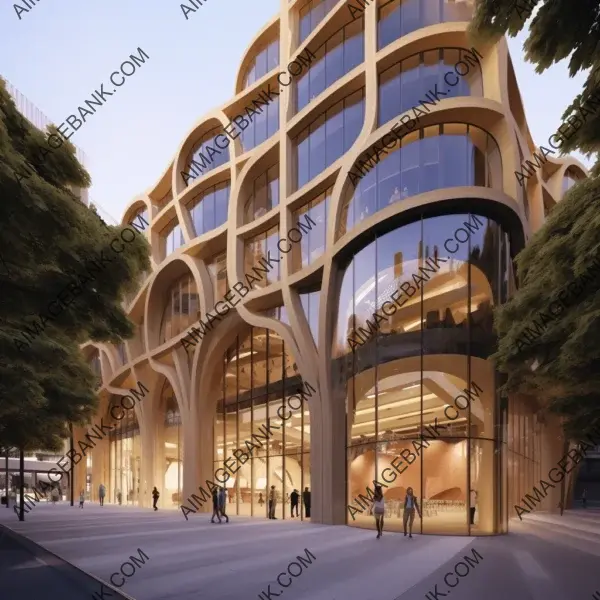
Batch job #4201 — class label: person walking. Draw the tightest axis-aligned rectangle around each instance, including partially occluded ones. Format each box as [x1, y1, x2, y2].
[218, 487, 229, 523]
[211, 488, 222, 523]
[290, 489, 300, 517]
[403, 487, 421, 538]
[303, 487, 311, 518]
[151, 487, 160, 511]
[79, 490, 85, 509]
[268, 485, 277, 519]
[98, 483, 106, 507]
[469, 488, 478, 525]
[371, 485, 385, 539]
[258, 492, 265, 508]
[582, 488, 588, 508]
[51, 487, 59, 505]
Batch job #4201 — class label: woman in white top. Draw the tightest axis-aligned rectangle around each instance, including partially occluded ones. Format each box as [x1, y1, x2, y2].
[371, 485, 385, 539]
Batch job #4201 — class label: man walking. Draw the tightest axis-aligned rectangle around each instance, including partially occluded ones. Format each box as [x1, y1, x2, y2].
[218, 487, 229, 523]
[98, 483, 106, 507]
[290, 489, 299, 517]
[211, 488, 222, 523]
[303, 487, 311, 518]
[152, 486, 160, 511]
[268, 485, 277, 519]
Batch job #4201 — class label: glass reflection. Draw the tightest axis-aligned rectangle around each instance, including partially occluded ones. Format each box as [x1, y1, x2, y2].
[185, 128, 230, 186]
[299, 0, 338, 43]
[214, 320, 311, 519]
[188, 181, 230, 236]
[292, 187, 331, 270]
[240, 98, 279, 153]
[160, 381, 183, 508]
[164, 222, 185, 258]
[244, 39, 280, 88]
[244, 225, 281, 287]
[244, 165, 279, 223]
[159, 274, 200, 343]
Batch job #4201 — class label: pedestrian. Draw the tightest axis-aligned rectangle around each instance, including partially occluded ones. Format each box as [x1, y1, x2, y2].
[582, 488, 587, 508]
[211, 488, 222, 523]
[51, 487, 59, 505]
[403, 487, 421, 538]
[218, 487, 229, 523]
[98, 483, 106, 507]
[258, 492, 265, 508]
[79, 489, 85, 509]
[371, 485, 385, 539]
[152, 487, 160, 511]
[268, 485, 277, 519]
[469, 488, 478, 525]
[117, 490, 122, 505]
[290, 488, 299, 517]
[303, 487, 311, 518]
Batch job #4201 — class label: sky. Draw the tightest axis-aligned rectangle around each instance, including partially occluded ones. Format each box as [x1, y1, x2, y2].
[0, 0, 592, 225]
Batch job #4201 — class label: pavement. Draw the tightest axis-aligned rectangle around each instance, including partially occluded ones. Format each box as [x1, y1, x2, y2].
[0, 502, 599, 600]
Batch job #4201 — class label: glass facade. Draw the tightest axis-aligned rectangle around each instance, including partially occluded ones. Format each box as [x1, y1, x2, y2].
[214, 316, 312, 519]
[378, 0, 475, 50]
[292, 187, 331, 270]
[299, 0, 338, 43]
[340, 124, 501, 238]
[335, 214, 512, 533]
[378, 48, 483, 127]
[188, 181, 230, 237]
[295, 89, 365, 190]
[240, 98, 280, 153]
[163, 222, 185, 258]
[296, 16, 364, 112]
[244, 225, 281, 286]
[244, 165, 279, 223]
[108, 398, 141, 506]
[185, 128, 230, 185]
[243, 39, 280, 88]
[161, 381, 184, 508]
[159, 274, 200, 343]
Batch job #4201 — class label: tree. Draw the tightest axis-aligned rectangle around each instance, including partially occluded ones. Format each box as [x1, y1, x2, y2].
[470, 0, 600, 437]
[0, 79, 151, 516]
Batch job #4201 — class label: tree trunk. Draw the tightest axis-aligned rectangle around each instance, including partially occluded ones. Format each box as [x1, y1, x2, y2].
[18, 447, 24, 521]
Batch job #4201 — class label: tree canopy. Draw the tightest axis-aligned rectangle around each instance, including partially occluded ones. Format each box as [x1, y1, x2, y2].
[470, 1, 600, 437]
[0, 78, 151, 452]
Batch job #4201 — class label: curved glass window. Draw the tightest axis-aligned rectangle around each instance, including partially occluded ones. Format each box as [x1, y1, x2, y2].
[562, 167, 581, 193]
[244, 39, 280, 88]
[378, 0, 475, 50]
[132, 208, 150, 231]
[208, 252, 228, 304]
[188, 181, 230, 237]
[295, 89, 365, 190]
[184, 128, 230, 186]
[160, 381, 183, 508]
[335, 214, 513, 534]
[244, 165, 279, 223]
[378, 48, 482, 127]
[240, 97, 280, 153]
[292, 187, 331, 270]
[299, 0, 338, 43]
[214, 322, 310, 519]
[159, 274, 200, 344]
[340, 124, 501, 238]
[163, 222, 184, 258]
[244, 225, 281, 287]
[296, 17, 364, 112]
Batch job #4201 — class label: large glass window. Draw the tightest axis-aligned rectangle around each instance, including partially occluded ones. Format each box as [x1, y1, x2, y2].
[208, 252, 228, 305]
[378, 0, 475, 50]
[562, 167, 581, 194]
[214, 321, 311, 519]
[131, 208, 150, 231]
[244, 225, 281, 286]
[240, 98, 280, 153]
[159, 274, 200, 343]
[339, 124, 501, 238]
[299, 0, 338, 43]
[296, 17, 364, 112]
[161, 381, 183, 508]
[295, 89, 365, 190]
[292, 187, 331, 270]
[188, 181, 230, 237]
[163, 222, 184, 258]
[244, 165, 279, 223]
[336, 214, 512, 535]
[184, 128, 230, 186]
[378, 48, 482, 126]
[243, 39, 280, 88]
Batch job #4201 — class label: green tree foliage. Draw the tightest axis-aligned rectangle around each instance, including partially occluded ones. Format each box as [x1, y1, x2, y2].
[470, 0, 600, 437]
[0, 79, 151, 452]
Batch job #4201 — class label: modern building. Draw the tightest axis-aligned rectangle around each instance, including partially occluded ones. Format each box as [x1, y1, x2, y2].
[74, 0, 588, 534]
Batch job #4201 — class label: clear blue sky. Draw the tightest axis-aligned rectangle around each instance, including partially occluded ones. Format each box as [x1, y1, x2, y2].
[0, 0, 591, 224]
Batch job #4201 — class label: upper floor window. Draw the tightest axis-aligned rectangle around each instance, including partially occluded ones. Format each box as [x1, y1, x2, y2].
[378, 0, 475, 50]
[378, 48, 482, 126]
[240, 97, 279, 153]
[339, 123, 501, 238]
[132, 208, 150, 232]
[244, 225, 281, 287]
[188, 181, 230, 237]
[295, 89, 365, 190]
[244, 39, 280, 88]
[184, 127, 230, 187]
[562, 168, 581, 193]
[164, 222, 184, 258]
[296, 16, 364, 112]
[208, 252, 228, 304]
[89, 352, 101, 378]
[159, 274, 199, 344]
[116, 343, 127, 366]
[244, 165, 279, 223]
[292, 187, 331, 270]
[299, 0, 339, 43]
[154, 189, 173, 211]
